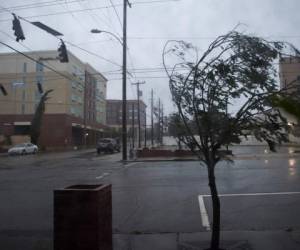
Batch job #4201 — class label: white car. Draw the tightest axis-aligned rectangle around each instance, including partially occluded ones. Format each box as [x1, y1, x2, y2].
[8, 143, 38, 155]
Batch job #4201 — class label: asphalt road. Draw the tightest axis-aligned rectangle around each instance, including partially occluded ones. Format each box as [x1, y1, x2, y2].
[0, 147, 299, 249]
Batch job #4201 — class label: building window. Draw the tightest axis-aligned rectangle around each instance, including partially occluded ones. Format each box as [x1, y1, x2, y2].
[35, 90, 42, 100]
[36, 62, 44, 72]
[70, 106, 76, 115]
[23, 62, 27, 73]
[36, 75, 44, 85]
[22, 90, 26, 101]
[71, 81, 77, 89]
[21, 104, 25, 114]
[71, 94, 77, 102]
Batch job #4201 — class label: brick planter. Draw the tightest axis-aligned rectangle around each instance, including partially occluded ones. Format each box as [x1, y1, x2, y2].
[54, 184, 112, 250]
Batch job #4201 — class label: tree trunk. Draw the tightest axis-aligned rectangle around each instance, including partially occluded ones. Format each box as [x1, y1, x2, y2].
[207, 164, 222, 250]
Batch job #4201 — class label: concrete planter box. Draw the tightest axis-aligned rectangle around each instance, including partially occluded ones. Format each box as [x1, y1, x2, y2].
[54, 184, 112, 250]
[136, 148, 197, 158]
[136, 148, 233, 158]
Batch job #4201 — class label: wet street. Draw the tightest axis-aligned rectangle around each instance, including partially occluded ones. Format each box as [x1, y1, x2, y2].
[0, 146, 300, 249]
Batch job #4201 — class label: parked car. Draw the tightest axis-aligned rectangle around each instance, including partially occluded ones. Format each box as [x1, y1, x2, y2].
[8, 143, 38, 155]
[97, 138, 120, 154]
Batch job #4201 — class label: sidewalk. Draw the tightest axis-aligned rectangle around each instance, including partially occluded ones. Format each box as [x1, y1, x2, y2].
[114, 230, 300, 250]
[1, 230, 299, 250]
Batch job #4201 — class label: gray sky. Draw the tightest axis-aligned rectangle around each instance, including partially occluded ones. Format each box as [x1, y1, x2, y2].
[0, 0, 300, 117]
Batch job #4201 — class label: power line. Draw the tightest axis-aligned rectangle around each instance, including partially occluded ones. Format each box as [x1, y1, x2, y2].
[0, 0, 86, 13]
[108, 0, 123, 30]
[0, 0, 179, 22]
[0, 0, 178, 14]
[65, 40, 122, 67]
[0, 40, 86, 86]
[0, 6, 123, 69]
[0, 4, 123, 22]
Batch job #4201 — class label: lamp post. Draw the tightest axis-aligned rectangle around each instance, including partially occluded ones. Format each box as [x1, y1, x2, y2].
[91, 2, 128, 160]
[90, 29, 123, 46]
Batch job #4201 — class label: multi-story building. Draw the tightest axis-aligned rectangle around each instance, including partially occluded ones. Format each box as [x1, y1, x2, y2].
[0, 50, 107, 149]
[279, 56, 300, 138]
[279, 56, 300, 93]
[106, 99, 146, 138]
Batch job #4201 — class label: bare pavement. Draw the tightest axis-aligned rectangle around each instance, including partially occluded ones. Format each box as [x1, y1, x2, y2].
[0, 146, 300, 250]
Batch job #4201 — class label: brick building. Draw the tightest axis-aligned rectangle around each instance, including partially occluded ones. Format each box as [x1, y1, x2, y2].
[0, 50, 107, 149]
[106, 99, 146, 142]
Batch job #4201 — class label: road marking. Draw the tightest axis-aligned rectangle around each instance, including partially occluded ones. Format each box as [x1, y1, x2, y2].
[198, 191, 300, 231]
[198, 195, 211, 231]
[96, 172, 110, 179]
[202, 191, 300, 198]
[124, 162, 138, 167]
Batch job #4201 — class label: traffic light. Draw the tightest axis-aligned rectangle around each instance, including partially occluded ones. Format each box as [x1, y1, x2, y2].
[12, 14, 25, 42]
[0, 84, 7, 96]
[57, 39, 69, 63]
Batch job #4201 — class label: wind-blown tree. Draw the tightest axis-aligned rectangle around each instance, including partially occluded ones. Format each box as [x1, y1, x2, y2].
[163, 30, 297, 250]
[168, 113, 190, 149]
[272, 95, 300, 120]
[30, 89, 53, 145]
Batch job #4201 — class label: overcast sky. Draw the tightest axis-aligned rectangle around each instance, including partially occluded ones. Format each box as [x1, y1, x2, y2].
[0, 0, 299, 117]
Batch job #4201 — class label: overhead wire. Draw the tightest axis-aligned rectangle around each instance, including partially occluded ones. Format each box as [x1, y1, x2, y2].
[0, 5, 123, 69]
[0, 0, 87, 13]
[0, 0, 180, 22]
[0, 0, 179, 14]
[105, 0, 137, 99]
[0, 40, 87, 86]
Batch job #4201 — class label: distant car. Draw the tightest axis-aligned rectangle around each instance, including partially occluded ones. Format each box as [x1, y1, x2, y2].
[8, 143, 38, 155]
[97, 138, 120, 154]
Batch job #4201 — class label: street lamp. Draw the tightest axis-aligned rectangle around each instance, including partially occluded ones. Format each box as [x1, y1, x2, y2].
[91, 29, 123, 46]
[91, 27, 128, 161]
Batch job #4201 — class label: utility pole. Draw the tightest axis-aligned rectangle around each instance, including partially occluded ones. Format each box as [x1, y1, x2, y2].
[161, 103, 164, 145]
[144, 110, 147, 148]
[132, 81, 145, 148]
[132, 102, 135, 149]
[151, 89, 154, 147]
[122, 0, 130, 161]
[158, 98, 161, 145]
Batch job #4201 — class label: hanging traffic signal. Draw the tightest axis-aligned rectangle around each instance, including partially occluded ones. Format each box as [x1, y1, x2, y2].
[57, 39, 69, 63]
[12, 14, 25, 42]
[0, 84, 8, 96]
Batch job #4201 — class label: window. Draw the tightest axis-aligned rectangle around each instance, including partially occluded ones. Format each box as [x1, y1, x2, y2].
[22, 90, 26, 101]
[70, 106, 76, 115]
[36, 62, 44, 72]
[36, 75, 44, 85]
[35, 90, 42, 100]
[23, 62, 27, 73]
[21, 104, 25, 114]
[71, 81, 77, 89]
[72, 66, 77, 76]
[71, 94, 77, 102]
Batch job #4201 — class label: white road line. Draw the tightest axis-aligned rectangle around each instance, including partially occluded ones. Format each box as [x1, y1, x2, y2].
[198, 191, 300, 231]
[198, 195, 211, 231]
[124, 162, 138, 167]
[202, 191, 300, 198]
[95, 172, 110, 179]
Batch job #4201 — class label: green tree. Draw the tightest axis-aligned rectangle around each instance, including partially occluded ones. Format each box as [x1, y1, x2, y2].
[168, 112, 198, 150]
[163, 30, 297, 250]
[30, 89, 53, 145]
[272, 95, 300, 120]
